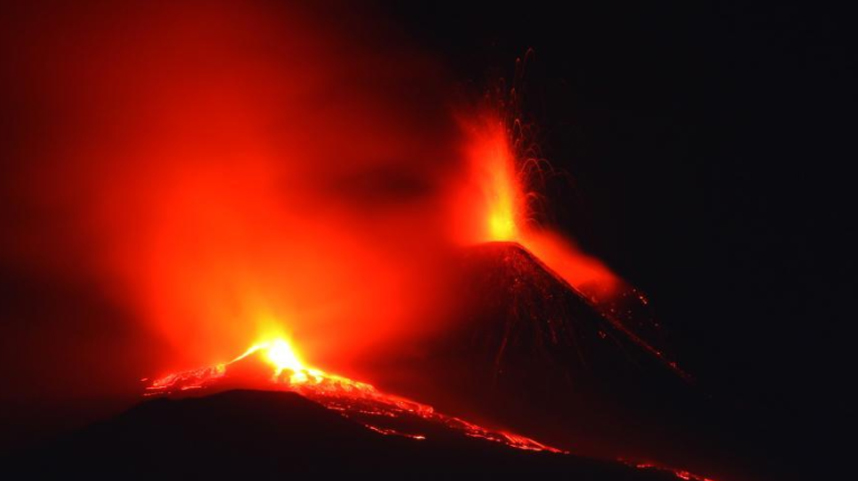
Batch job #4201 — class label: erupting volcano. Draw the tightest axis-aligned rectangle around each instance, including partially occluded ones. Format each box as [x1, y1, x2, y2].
[2, 2, 748, 480]
[145, 337, 564, 453]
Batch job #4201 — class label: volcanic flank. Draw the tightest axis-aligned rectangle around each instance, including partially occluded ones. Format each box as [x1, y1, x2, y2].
[13, 390, 704, 479]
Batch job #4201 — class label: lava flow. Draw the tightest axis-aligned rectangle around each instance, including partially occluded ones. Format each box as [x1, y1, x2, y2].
[145, 337, 564, 454]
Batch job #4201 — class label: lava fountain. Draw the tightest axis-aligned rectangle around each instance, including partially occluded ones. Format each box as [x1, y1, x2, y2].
[450, 109, 686, 378]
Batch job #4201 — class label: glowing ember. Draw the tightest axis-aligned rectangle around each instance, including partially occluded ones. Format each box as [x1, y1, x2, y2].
[146, 337, 565, 454]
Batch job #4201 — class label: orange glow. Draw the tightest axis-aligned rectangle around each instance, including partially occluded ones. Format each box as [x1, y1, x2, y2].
[454, 115, 526, 243]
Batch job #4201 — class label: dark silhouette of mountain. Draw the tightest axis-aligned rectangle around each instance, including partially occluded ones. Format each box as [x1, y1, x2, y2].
[8, 389, 686, 479]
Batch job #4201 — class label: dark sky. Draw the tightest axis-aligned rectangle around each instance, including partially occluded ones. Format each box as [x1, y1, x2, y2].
[1, 1, 851, 475]
[383, 0, 851, 473]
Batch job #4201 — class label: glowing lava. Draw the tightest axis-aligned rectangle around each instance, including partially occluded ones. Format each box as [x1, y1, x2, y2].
[458, 115, 526, 243]
[146, 337, 565, 454]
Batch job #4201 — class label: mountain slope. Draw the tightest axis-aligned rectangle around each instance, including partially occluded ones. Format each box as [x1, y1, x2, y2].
[10, 389, 686, 478]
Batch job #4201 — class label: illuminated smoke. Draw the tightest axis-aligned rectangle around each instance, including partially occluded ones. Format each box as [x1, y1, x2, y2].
[1, 0, 683, 401]
[2, 1, 463, 376]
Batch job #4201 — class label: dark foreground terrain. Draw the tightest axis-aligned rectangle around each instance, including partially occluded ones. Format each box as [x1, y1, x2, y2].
[8, 389, 686, 479]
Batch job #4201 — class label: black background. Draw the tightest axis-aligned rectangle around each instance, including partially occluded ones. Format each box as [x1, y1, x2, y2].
[382, 1, 851, 476]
